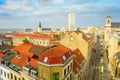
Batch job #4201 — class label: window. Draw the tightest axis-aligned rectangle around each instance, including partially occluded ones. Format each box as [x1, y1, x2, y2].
[43, 57, 48, 63]
[23, 67, 29, 74]
[43, 41, 45, 44]
[7, 73, 9, 79]
[14, 75, 17, 80]
[70, 63, 72, 69]
[64, 69, 66, 76]
[18, 78, 21, 80]
[108, 20, 110, 24]
[22, 77, 25, 80]
[53, 72, 59, 80]
[69, 36, 73, 41]
[11, 73, 13, 79]
[62, 55, 66, 62]
[31, 70, 38, 77]
[1, 69, 3, 75]
[67, 77, 69, 80]
[118, 39, 120, 46]
[4, 71, 6, 77]
[67, 66, 69, 72]
[70, 74, 72, 80]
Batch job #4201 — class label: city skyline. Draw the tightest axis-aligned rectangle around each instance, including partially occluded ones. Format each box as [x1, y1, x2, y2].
[0, 0, 120, 29]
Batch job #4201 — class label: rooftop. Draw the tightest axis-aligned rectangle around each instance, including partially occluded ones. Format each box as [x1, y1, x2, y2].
[72, 48, 85, 74]
[111, 22, 120, 28]
[29, 58, 38, 68]
[13, 34, 54, 40]
[39, 45, 73, 65]
[29, 45, 49, 57]
[13, 43, 34, 57]
[0, 53, 4, 58]
[11, 53, 28, 67]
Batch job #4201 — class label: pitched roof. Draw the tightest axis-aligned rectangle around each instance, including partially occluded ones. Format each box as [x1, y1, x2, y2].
[39, 45, 73, 65]
[72, 48, 85, 74]
[29, 45, 49, 56]
[111, 22, 120, 28]
[13, 34, 54, 40]
[2, 53, 16, 61]
[73, 60, 80, 74]
[11, 53, 28, 67]
[13, 43, 34, 57]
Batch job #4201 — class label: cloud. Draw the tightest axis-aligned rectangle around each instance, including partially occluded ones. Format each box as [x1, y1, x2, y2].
[0, 0, 120, 29]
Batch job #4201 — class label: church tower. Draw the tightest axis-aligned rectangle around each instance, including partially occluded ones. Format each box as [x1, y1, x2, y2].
[38, 22, 42, 33]
[105, 16, 111, 28]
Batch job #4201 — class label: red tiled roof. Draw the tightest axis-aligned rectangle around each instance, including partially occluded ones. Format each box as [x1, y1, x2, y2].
[39, 45, 73, 65]
[29, 59, 38, 68]
[11, 53, 28, 67]
[72, 48, 85, 74]
[73, 60, 80, 74]
[13, 43, 34, 57]
[13, 34, 55, 40]
[0, 53, 4, 58]
[82, 33, 89, 42]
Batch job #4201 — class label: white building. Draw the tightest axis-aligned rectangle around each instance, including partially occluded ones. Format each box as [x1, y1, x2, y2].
[68, 13, 75, 31]
[0, 65, 10, 80]
[0, 53, 16, 80]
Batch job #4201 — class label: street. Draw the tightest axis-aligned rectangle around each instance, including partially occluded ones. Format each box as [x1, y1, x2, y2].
[86, 35, 111, 80]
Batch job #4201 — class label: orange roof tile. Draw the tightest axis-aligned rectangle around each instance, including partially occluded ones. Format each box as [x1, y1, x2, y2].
[11, 53, 28, 67]
[29, 59, 38, 68]
[73, 60, 80, 74]
[13, 43, 34, 57]
[39, 45, 73, 64]
[13, 34, 55, 40]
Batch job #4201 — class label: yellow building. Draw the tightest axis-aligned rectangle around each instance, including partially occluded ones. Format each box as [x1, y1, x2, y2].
[60, 31, 94, 59]
[38, 45, 74, 80]
[12, 34, 55, 46]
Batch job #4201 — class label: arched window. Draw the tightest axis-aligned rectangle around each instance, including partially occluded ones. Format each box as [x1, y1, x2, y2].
[10, 73, 13, 79]
[108, 20, 110, 24]
[14, 75, 17, 80]
[22, 77, 25, 80]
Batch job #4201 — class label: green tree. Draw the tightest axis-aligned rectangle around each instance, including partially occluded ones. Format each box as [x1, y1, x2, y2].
[22, 38, 29, 44]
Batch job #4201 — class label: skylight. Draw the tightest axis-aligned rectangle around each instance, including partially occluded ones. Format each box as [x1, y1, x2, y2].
[17, 55, 22, 60]
[62, 55, 67, 62]
[43, 57, 48, 63]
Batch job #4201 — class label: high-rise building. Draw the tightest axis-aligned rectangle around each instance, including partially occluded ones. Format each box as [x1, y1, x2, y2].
[68, 13, 75, 31]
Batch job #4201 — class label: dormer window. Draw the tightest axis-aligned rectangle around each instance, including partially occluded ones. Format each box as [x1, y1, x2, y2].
[43, 57, 48, 63]
[31, 70, 38, 77]
[62, 55, 66, 62]
[1, 60, 5, 65]
[23, 67, 29, 75]
[17, 55, 22, 60]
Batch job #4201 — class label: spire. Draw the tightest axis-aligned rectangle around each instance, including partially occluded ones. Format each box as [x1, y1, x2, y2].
[39, 22, 42, 28]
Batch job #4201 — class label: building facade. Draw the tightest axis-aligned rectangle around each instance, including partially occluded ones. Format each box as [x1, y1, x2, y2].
[60, 31, 93, 59]
[12, 34, 55, 46]
[68, 13, 75, 31]
[38, 45, 74, 80]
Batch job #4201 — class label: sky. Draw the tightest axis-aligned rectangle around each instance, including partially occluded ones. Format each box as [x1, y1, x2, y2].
[0, 0, 120, 29]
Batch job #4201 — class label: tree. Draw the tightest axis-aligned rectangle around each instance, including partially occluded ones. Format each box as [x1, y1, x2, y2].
[22, 38, 29, 44]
